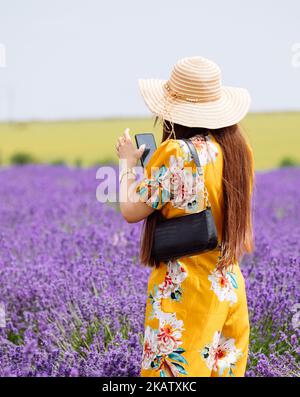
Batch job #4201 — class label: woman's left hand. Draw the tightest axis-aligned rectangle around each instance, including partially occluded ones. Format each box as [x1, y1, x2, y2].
[115, 128, 145, 168]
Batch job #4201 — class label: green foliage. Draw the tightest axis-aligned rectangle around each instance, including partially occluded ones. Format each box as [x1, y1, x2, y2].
[70, 318, 102, 356]
[7, 330, 24, 345]
[51, 159, 66, 166]
[93, 157, 116, 166]
[74, 158, 82, 168]
[279, 157, 299, 168]
[10, 152, 36, 165]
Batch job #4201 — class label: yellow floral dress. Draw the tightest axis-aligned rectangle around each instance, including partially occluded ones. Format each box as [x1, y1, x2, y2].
[135, 133, 251, 377]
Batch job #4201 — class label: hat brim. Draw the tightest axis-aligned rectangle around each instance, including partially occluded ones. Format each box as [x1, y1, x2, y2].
[138, 78, 251, 129]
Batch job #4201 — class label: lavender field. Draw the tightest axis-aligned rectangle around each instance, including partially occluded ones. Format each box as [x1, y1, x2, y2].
[0, 165, 299, 377]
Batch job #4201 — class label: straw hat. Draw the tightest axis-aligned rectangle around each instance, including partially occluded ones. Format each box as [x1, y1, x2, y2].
[138, 56, 251, 129]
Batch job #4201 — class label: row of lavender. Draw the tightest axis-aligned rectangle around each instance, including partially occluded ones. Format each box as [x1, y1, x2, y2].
[0, 165, 299, 376]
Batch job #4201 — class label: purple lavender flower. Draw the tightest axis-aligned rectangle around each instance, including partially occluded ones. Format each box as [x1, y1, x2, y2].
[0, 165, 299, 377]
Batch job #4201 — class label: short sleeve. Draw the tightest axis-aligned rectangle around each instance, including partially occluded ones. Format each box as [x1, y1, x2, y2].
[135, 139, 182, 210]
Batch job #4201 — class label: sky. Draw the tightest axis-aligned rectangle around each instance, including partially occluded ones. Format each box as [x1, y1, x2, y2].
[0, 0, 299, 121]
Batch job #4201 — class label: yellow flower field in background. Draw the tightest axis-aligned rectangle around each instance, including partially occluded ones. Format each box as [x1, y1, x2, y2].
[0, 112, 299, 170]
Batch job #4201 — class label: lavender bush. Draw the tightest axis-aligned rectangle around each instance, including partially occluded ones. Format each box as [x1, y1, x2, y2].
[0, 165, 299, 377]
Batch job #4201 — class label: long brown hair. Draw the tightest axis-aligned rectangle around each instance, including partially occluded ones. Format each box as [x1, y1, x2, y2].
[139, 118, 255, 271]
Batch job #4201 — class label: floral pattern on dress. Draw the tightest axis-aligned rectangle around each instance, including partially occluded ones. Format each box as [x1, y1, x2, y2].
[136, 164, 170, 209]
[141, 312, 188, 376]
[149, 260, 187, 319]
[159, 259, 187, 300]
[208, 268, 238, 306]
[137, 153, 203, 213]
[178, 134, 219, 165]
[169, 155, 204, 212]
[142, 326, 158, 370]
[142, 260, 188, 376]
[136, 135, 219, 213]
[201, 331, 243, 376]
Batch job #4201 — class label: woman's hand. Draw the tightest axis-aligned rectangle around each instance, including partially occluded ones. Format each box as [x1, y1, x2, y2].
[116, 128, 154, 223]
[115, 128, 146, 168]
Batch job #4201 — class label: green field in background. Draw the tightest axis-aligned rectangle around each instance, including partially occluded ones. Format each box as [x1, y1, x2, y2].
[0, 112, 299, 170]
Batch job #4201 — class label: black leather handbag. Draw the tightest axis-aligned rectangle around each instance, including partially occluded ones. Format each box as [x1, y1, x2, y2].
[151, 137, 218, 263]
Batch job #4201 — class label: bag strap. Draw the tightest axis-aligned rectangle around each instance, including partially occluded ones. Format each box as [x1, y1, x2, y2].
[181, 137, 211, 208]
[181, 138, 202, 173]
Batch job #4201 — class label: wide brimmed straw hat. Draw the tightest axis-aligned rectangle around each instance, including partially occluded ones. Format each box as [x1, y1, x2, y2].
[138, 56, 251, 129]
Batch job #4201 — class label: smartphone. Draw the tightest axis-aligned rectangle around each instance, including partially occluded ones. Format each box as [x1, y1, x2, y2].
[135, 133, 157, 167]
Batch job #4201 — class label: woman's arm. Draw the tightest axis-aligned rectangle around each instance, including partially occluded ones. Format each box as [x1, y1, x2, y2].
[119, 176, 155, 223]
[116, 128, 155, 223]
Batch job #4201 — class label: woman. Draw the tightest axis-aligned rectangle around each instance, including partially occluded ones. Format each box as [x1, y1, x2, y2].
[115, 56, 255, 377]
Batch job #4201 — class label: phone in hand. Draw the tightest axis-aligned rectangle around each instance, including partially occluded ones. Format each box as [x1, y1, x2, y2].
[135, 133, 157, 167]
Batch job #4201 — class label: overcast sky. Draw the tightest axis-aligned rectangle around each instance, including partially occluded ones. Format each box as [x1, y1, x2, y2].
[0, 0, 299, 121]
